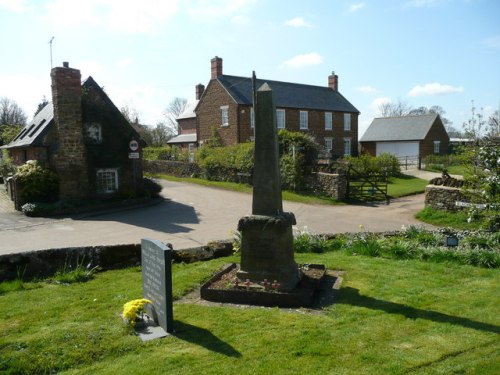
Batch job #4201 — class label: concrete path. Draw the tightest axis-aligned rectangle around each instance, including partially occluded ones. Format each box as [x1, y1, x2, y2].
[0, 179, 432, 255]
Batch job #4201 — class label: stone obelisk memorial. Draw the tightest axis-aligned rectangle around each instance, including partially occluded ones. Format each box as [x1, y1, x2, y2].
[236, 80, 301, 290]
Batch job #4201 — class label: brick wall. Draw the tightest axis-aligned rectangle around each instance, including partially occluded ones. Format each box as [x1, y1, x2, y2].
[178, 117, 196, 134]
[50, 65, 89, 198]
[360, 141, 376, 156]
[421, 118, 449, 157]
[197, 80, 239, 146]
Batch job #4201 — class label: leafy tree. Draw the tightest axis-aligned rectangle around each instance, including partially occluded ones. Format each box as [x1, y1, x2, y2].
[0, 124, 22, 145]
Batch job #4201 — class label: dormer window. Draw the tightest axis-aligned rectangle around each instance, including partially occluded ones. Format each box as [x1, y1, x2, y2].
[85, 122, 102, 143]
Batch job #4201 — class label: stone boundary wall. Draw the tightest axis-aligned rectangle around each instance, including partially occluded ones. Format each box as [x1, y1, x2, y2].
[0, 240, 233, 282]
[425, 185, 466, 212]
[143, 160, 201, 178]
[308, 172, 347, 199]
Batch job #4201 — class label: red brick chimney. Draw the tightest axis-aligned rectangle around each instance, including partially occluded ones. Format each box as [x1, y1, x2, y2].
[50, 62, 89, 198]
[328, 71, 338, 91]
[211, 56, 223, 79]
[196, 83, 205, 100]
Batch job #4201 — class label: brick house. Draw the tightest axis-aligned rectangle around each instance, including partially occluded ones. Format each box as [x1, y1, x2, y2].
[2, 62, 144, 200]
[359, 114, 450, 159]
[166, 84, 205, 151]
[195, 57, 360, 157]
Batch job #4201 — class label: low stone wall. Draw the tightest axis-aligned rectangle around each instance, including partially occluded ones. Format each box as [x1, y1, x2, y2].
[308, 172, 347, 199]
[0, 240, 233, 282]
[143, 160, 201, 178]
[425, 185, 466, 211]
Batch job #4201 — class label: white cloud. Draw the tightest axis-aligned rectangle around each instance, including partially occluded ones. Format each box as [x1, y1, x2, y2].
[0, 0, 30, 12]
[356, 85, 377, 94]
[369, 97, 392, 113]
[481, 35, 500, 49]
[282, 53, 323, 68]
[45, 0, 180, 34]
[77, 60, 104, 78]
[349, 3, 366, 12]
[283, 17, 313, 28]
[408, 83, 464, 97]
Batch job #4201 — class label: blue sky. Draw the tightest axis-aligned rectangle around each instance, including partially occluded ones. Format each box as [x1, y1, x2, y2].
[0, 0, 499, 138]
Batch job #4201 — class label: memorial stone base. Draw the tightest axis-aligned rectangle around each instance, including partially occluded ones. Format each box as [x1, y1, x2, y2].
[236, 213, 301, 291]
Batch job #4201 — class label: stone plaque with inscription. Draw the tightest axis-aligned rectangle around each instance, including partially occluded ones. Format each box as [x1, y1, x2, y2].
[141, 238, 173, 334]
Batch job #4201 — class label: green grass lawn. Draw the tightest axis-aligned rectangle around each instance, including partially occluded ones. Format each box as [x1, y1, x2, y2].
[387, 175, 429, 198]
[424, 164, 467, 176]
[149, 173, 427, 204]
[1, 253, 498, 374]
[415, 207, 492, 230]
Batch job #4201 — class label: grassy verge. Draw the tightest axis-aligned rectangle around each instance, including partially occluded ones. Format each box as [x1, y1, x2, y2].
[1, 253, 498, 374]
[387, 175, 428, 198]
[415, 207, 491, 230]
[425, 164, 467, 176]
[148, 173, 345, 205]
[148, 173, 428, 204]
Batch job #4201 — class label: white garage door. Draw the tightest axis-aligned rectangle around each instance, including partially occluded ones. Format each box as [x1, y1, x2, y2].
[376, 142, 419, 158]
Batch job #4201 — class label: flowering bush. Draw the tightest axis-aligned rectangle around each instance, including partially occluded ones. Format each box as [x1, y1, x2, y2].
[122, 299, 152, 327]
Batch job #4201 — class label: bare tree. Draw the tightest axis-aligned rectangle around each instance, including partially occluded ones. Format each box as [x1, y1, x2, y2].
[377, 99, 413, 117]
[0, 97, 27, 126]
[150, 121, 175, 147]
[163, 97, 188, 132]
[488, 109, 499, 137]
[120, 104, 140, 125]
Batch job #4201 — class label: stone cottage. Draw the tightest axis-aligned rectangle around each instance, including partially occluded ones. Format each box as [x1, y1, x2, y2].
[2, 62, 144, 201]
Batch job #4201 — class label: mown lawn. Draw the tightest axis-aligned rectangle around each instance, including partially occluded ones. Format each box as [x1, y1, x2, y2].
[148, 173, 427, 203]
[1, 252, 498, 374]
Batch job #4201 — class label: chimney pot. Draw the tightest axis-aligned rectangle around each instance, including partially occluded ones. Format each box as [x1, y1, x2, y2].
[63, 61, 69, 68]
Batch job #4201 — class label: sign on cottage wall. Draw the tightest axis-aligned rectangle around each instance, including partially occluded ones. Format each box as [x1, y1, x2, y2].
[129, 140, 139, 151]
[141, 238, 173, 334]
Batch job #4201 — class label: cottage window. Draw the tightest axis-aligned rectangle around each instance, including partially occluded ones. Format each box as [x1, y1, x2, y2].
[96, 169, 118, 194]
[300, 111, 308, 130]
[85, 122, 102, 143]
[433, 141, 440, 154]
[325, 112, 332, 130]
[343, 138, 351, 156]
[221, 106, 229, 127]
[344, 113, 351, 131]
[325, 137, 333, 152]
[276, 109, 286, 129]
[250, 108, 255, 128]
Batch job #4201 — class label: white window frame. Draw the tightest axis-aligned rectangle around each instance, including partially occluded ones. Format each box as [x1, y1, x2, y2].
[433, 140, 440, 154]
[344, 113, 351, 131]
[96, 168, 118, 194]
[276, 109, 286, 129]
[325, 137, 333, 152]
[250, 107, 255, 128]
[221, 105, 229, 127]
[343, 138, 351, 156]
[300, 111, 308, 130]
[325, 112, 332, 130]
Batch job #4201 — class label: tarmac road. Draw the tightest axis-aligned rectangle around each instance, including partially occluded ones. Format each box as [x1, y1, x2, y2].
[0, 179, 432, 255]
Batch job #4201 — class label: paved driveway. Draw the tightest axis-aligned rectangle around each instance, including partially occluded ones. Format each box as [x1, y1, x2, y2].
[0, 180, 432, 255]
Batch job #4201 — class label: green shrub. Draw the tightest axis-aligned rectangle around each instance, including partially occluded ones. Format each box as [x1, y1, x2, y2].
[294, 229, 334, 253]
[344, 153, 401, 177]
[0, 150, 16, 179]
[197, 143, 254, 182]
[278, 129, 318, 166]
[143, 146, 189, 161]
[15, 161, 59, 203]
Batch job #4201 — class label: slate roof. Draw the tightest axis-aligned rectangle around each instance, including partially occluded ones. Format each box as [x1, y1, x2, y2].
[213, 75, 359, 113]
[360, 114, 440, 142]
[177, 100, 199, 120]
[2, 102, 54, 149]
[167, 133, 197, 144]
